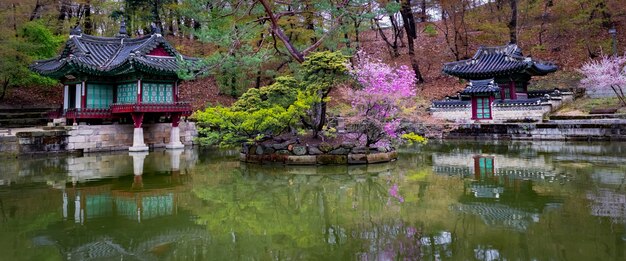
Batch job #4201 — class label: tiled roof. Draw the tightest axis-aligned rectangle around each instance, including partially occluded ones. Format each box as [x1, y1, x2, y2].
[493, 98, 544, 106]
[442, 44, 558, 79]
[460, 79, 500, 95]
[30, 32, 198, 79]
[432, 100, 470, 108]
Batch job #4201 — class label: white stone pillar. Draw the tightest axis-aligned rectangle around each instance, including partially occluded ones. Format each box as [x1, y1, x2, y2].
[129, 151, 149, 175]
[166, 126, 184, 149]
[168, 149, 183, 172]
[129, 127, 149, 152]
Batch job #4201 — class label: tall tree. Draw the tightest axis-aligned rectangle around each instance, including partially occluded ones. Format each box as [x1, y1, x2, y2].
[508, 0, 517, 44]
[258, 0, 351, 63]
[399, 0, 424, 83]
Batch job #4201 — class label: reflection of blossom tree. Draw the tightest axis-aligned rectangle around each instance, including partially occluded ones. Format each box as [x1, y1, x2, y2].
[188, 165, 421, 259]
[388, 184, 405, 203]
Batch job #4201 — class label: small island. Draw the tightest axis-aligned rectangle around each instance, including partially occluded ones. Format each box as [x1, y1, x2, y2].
[194, 51, 426, 165]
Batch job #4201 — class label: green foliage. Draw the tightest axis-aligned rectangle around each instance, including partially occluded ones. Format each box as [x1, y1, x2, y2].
[423, 24, 438, 37]
[400, 132, 427, 145]
[194, 87, 315, 147]
[20, 22, 64, 59]
[194, 51, 349, 146]
[300, 51, 350, 88]
[231, 76, 300, 111]
[0, 21, 62, 99]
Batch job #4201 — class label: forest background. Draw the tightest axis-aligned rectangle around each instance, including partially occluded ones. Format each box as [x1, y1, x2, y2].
[1, 0, 625, 111]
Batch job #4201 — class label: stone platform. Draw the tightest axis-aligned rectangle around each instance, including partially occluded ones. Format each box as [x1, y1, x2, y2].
[239, 141, 397, 165]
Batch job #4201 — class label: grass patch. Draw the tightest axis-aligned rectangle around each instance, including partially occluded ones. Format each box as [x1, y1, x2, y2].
[554, 97, 626, 115]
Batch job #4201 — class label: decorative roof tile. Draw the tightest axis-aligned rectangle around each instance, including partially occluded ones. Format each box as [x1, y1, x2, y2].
[432, 100, 471, 108]
[493, 98, 544, 107]
[460, 79, 500, 95]
[442, 44, 558, 79]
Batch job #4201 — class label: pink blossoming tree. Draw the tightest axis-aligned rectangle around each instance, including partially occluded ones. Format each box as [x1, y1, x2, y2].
[579, 55, 626, 106]
[344, 51, 418, 147]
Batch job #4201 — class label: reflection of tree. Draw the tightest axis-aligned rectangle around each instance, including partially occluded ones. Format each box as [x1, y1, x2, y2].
[190, 165, 422, 259]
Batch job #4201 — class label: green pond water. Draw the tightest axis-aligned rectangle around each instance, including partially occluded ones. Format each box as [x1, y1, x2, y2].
[1, 141, 625, 260]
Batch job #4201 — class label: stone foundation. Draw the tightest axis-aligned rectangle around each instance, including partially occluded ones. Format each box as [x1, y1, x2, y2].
[67, 122, 197, 152]
[1, 122, 198, 155]
[239, 141, 397, 165]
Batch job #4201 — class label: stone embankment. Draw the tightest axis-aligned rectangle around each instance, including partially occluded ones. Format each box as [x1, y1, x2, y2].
[438, 121, 626, 141]
[0, 122, 197, 155]
[240, 141, 397, 165]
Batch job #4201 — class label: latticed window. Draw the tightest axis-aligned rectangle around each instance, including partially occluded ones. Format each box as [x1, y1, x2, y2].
[474, 97, 492, 119]
[87, 84, 114, 109]
[142, 83, 174, 104]
[117, 83, 138, 104]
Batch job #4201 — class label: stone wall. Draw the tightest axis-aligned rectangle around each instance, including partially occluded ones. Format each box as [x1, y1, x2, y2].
[431, 106, 472, 123]
[444, 123, 626, 141]
[240, 141, 397, 165]
[0, 136, 18, 153]
[587, 88, 619, 98]
[491, 104, 551, 122]
[15, 131, 69, 154]
[67, 122, 197, 152]
[0, 122, 198, 155]
[432, 96, 574, 123]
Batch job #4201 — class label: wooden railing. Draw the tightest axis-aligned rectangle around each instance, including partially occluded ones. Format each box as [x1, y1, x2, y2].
[111, 102, 192, 115]
[46, 102, 193, 120]
[64, 108, 115, 119]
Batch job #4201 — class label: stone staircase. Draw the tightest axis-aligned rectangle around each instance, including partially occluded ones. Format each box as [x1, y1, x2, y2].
[0, 107, 55, 128]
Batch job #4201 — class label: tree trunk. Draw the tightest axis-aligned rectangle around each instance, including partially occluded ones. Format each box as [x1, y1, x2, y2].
[153, 0, 162, 32]
[508, 0, 518, 44]
[84, 1, 93, 35]
[1, 79, 10, 101]
[13, 4, 18, 38]
[29, 0, 44, 21]
[399, 0, 424, 83]
[420, 0, 427, 22]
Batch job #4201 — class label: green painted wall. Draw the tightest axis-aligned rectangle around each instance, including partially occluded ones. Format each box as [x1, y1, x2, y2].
[142, 82, 174, 104]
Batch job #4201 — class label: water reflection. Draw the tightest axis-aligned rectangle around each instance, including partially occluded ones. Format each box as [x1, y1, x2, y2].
[1, 142, 626, 260]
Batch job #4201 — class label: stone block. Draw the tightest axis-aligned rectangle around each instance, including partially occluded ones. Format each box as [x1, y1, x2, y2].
[348, 154, 367, 164]
[317, 154, 347, 165]
[276, 150, 291, 155]
[292, 145, 307, 155]
[351, 146, 369, 154]
[286, 155, 317, 165]
[330, 147, 350, 155]
[68, 136, 86, 143]
[18, 138, 32, 145]
[308, 146, 322, 155]
[367, 152, 391, 163]
[318, 142, 334, 153]
[79, 129, 94, 135]
[88, 136, 102, 142]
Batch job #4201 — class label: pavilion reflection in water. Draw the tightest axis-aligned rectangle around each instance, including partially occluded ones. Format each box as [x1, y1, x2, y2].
[60, 149, 191, 224]
[432, 152, 564, 231]
[35, 150, 209, 261]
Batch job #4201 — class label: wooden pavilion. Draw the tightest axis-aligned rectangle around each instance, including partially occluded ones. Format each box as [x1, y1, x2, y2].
[432, 44, 570, 122]
[30, 22, 197, 151]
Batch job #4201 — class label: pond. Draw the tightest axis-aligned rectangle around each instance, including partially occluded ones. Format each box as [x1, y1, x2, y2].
[1, 141, 625, 260]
